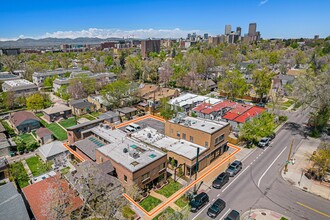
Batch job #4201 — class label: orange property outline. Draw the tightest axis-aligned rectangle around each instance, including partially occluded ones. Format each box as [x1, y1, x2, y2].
[63, 143, 85, 162]
[123, 143, 241, 217]
[115, 114, 166, 129]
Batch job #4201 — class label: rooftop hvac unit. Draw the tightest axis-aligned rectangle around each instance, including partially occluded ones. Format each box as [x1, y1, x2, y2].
[147, 133, 152, 138]
[123, 148, 128, 153]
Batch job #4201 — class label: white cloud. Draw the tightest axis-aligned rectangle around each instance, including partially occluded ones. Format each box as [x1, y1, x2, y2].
[0, 28, 202, 41]
[259, 0, 269, 6]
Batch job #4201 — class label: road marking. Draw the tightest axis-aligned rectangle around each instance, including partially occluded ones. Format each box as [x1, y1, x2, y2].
[191, 204, 210, 220]
[212, 198, 215, 202]
[219, 208, 231, 220]
[222, 165, 250, 192]
[217, 194, 220, 197]
[296, 202, 330, 218]
[257, 146, 287, 187]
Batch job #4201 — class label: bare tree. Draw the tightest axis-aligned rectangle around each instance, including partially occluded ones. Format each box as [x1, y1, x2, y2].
[159, 61, 173, 87]
[0, 55, 20, 73]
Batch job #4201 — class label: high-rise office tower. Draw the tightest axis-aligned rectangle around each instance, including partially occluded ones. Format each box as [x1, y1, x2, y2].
[236, 27, 242, 36]
[204, 33, 209, 39]
[225, 25, 232, 35]
[248, 23, 257, 36]
[187, 33, 191, 39]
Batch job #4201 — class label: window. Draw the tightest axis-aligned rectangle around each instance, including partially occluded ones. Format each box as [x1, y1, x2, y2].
[100, 157, 103, 163]
[182, 133, 186, 140]
[160, 162, 166, 170]
[205, 141, 208, 147]
[190, 136, 194, 143]
[215, 134, 225, 145]
[142, 172, 150, 181]
[124, 175, 127, 182]
[177, 131, 180, 138]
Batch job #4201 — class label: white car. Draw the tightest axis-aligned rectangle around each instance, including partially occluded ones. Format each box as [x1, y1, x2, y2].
[125, 126, 136, 133]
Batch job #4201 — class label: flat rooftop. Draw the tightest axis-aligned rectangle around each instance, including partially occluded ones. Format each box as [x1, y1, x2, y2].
[169, 93, 222, 107]
[169, 115, 229, 134]
[93, 126, 166, 172]
[132, 127, 207, 160]
[4, 79, 34, 87]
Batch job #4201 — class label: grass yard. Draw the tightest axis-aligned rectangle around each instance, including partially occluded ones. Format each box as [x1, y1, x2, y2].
[139, 195, 162, 212]
[19, 133, 37, 146]
[81, 114, 96, 120]
[1, 120, 15, 136]
[35, 113, 44, 118]
[121, 206, 136, 220]
[46, 123, 67, 140]
[60, 167, 71, 175]
[174, 195, 189, 208]
[26, 156, 52, 177]
[59, 117, 77, 128]
[90, 112, 101, 117]
[156, 179, 182, 198]
[10, 162, 30, 188]
[152, 207, 175, 220]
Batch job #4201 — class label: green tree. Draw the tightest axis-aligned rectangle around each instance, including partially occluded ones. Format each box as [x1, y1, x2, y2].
[294, 51, 307, 68]
[159, 98, 175, 120]
[309, 142, 330, 179]
[239, 112, 276, 145]
[101, 80, 129, 108]
[0, 55, 20, 73]
[43, 75, 57, 87]
[218, 70, 248, 99]
[104, 55, 113, 67]
[268, 51, 279, 66]
[26, 93, 45, 112]
[2, 91, 15, 109]
[252, 69, 274, 100]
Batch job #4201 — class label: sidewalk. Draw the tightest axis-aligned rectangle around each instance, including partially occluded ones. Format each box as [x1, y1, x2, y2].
[241, 209, 290, 220]
[281, 138, 330, 200]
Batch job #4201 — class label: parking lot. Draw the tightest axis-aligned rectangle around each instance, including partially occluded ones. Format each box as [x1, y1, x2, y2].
[119, 117, 165, 134]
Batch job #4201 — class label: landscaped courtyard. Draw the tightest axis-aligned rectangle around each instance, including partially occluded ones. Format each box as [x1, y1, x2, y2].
[26, 156, 52, 177]
[174, 195, 189, 208]
[152, 207, 175, 220]
[19, 133, 37, 146]
[139, 195, 162, 212]
[156, 179, 182, 198]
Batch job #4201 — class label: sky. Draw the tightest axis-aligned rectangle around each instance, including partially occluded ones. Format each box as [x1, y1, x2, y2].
[0, 0, 329, 41]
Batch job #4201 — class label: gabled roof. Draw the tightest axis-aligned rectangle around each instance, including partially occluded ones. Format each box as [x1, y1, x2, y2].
[43, 103, 71, 115]
[234, 106, 266, 123]
[22, 175, 83, 220]
[10, 111, 40, 127]
[70, 100, 94, 109]
[38, 141, 68, 158]
[0, 182, 30, 220]
[222, 104, 252, 121]
[0, 123, 5, 133]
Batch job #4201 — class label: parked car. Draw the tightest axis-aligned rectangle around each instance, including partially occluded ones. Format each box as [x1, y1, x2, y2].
[128, 123, 141, 130]
[212, 172, 229, 189]
[125, 126, 136, 133]
[207, 198, 226, 218]
[224, 210, 240, 220]
[226, 160, 242, 177]
[267, 132, 276, 140]
[189, 192, 209, 213]
[258, 137, 271, 148]
[256, 102, 265, 107]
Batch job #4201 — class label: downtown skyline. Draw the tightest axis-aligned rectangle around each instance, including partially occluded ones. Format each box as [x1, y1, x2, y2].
[1, 0, 330, 41]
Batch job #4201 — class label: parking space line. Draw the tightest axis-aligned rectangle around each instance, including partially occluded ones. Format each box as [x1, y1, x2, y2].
[219, 208, 231, 220]
[217, 194, 220, 197]
[192, 204, 210, 220]
[222, 165, 250, 193]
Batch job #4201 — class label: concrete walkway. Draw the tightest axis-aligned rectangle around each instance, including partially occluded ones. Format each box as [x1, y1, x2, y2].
[21, 159, 33, 178]
[55, 121, 67, 131]
[7, 151, 37, 164]
[281, 137, 330, 200]
[242, 209, 290, 220]
[166, 169, 188, 186]
[149, 191, 181, 210]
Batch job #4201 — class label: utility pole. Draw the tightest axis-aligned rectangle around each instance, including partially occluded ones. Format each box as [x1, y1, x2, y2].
[193, 147, 200, 194]
[284, 139, 294, 174]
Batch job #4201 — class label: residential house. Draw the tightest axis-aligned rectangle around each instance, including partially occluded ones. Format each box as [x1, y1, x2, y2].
[0, 133, 16, 156]
[9, 111, 40, 133]
[0, 71, 21, 82]
[116, 107, 138, 120]
[0, 182, 30, 220]
[2, 79, 38, 97]
[137, 84, 179, 109]
[271, 74, 295, 96]
[32, 67, 84, 86]
[0, 157, 9, 180]
[70, 99, 95, 116]
[87, 94, 110, 111]
[42, 103, 72, 122]
[38, 141, 68, 162]
[35, 127, 53, 144]
[98, 111, 121, 124]
[22, 175, 83, 220]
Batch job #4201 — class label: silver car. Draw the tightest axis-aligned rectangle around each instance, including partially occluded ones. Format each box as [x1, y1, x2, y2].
[226, 160, 242, 177]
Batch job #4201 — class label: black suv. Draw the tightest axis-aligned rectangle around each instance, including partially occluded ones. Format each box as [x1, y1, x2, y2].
[189, 192, 209, 213]
[226, 160, 242, 177]
[207, 198, 226, 218]
[225, 210, 240, 220]
[212, 172, 229, 189]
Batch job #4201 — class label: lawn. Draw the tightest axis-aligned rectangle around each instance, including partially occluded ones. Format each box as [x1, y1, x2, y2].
[90, 112, 101, 117]
[174, 195, 189, 208]
[122, 206, 136, 220]
[46, 123, 67, 141]
[1, 120, 15, 136]
[60, 167, 71, 175]
[156, 179, 182, 198]
[81, 114, 96, 120]
[35, 113, 44, 118]
[139, 195, 162, 212]
[26, 156, 52, 177]
[10, 162, 30, 188]
[59, 117, 77, 128]
[19, 133, 37, 146]
[152, 207, 174, 220]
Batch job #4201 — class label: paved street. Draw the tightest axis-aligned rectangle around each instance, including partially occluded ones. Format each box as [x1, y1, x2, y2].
[189, 108, 330, 220]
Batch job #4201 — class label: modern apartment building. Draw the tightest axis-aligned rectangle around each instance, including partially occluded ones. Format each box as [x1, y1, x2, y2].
[141, 39, 160, 57]
[32, 68, 84, 86]
[2, 79, 38, 96]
